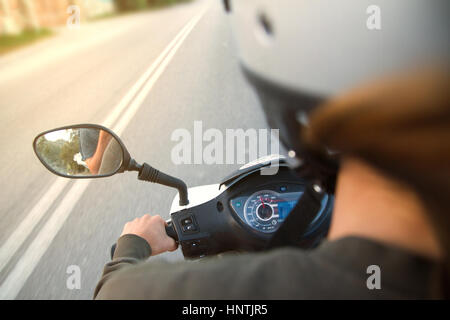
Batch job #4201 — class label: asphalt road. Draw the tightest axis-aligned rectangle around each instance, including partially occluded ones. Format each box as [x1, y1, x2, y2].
[0, 0, 269, 299]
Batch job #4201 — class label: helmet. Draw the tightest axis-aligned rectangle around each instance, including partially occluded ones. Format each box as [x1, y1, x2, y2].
[225, 0, 450, 188]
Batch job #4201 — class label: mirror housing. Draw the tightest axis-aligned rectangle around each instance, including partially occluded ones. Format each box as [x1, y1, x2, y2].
[33, 124, 188, 205]
[33, 124, 132, 179]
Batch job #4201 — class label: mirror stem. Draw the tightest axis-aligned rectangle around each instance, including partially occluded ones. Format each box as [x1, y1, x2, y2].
[127, 159, 142, 172]
[133, 162, 189, 206]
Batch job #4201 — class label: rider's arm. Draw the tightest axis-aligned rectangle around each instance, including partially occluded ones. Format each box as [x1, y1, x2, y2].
[93, 215, 177, 298]
[85, 130, 113, 174]
[93, 214, 429, 299]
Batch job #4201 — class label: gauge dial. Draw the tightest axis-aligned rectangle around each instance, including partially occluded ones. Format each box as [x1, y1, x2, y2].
[243, 190, 283, 233]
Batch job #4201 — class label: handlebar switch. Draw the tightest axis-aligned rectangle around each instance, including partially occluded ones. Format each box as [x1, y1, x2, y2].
[183, 224, 197, 232]
[182, 238, 209, 259]
[181, 217, 193, 226]
[179, 214, 198, 234]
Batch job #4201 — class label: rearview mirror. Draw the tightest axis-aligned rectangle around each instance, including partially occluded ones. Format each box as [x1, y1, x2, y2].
[33, 124, 129, 178]
[33, 124, 189, 205]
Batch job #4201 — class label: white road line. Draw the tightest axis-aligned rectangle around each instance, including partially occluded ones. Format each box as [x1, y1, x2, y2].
[0, 7, 207, 300]
[0, 178, 70, 275]
[0, 180, 91, 300]
[0, 7, 203, 278]
[103, 10, 202, 129]
[113, 9, 206, 136]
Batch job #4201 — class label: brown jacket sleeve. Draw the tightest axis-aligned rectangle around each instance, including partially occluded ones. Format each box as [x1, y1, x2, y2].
[93, 234, 151, 299]
[93, 237, 433, 299]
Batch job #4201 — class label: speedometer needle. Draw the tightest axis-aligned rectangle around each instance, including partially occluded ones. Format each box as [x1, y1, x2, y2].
[260, 196, 265, 208]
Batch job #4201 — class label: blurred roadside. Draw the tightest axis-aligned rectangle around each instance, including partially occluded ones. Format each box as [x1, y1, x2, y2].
[0, 0, 191, 55]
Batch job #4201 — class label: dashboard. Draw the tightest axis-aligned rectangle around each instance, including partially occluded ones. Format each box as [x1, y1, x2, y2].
[230, 182, 331, 235]
[171, 163, 334, 259]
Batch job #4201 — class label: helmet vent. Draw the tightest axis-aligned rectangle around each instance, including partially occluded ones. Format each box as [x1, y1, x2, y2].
[258, 12, 274, 37]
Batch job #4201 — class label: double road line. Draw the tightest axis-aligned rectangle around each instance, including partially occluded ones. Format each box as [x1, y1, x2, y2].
[0, 7, 207, 299]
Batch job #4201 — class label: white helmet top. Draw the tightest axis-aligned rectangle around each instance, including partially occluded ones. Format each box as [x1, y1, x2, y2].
[229, 0, 450, 97]
[227, 0, 449, 189]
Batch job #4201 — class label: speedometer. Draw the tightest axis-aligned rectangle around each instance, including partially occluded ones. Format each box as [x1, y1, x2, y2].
[243, 190, 285, 233]
[230, 183, 331, 240]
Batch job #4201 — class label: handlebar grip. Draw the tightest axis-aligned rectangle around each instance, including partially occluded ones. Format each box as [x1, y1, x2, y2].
[165, 220, 178, 242]
[110, 220, 178, 260]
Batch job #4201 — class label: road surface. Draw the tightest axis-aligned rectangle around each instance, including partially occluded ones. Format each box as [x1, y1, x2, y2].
[0, 0, 269, 299]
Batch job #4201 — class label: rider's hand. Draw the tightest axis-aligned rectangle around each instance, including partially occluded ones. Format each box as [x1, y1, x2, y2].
[120, 214, 177, 256]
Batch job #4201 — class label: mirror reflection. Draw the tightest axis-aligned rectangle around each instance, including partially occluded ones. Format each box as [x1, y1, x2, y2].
[34, 128, 123, 177]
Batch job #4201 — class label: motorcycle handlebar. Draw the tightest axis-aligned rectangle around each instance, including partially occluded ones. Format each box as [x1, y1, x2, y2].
[110, 219, 178, 260]
[165, 220, 179, 242]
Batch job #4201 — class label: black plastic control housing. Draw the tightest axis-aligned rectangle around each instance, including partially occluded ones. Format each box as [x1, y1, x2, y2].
[170, 166, 333, 259]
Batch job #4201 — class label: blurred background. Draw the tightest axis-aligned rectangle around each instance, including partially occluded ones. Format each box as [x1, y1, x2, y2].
[1, 0, 113, 34]
[0, 0, 270, 299]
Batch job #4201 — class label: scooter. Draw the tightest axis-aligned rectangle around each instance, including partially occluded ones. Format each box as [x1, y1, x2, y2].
[33, 124, 333, 259]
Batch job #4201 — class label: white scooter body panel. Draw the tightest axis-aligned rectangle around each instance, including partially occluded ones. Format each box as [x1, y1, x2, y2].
[170, 184, 227, 214]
